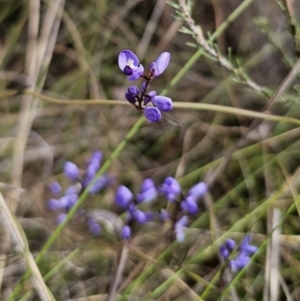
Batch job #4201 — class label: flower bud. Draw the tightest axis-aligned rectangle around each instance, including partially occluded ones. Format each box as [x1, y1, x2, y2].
[143, 106, 161, 122]
[152, 96, 172, 112]
[115, 186, 133, 208]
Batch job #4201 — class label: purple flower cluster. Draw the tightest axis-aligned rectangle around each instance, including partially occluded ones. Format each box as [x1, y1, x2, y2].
[118, 50, 173, 122]
[220, 235, 258, 272]
[115, 176, 208, 242]
[159, 177, 208, 242]
[47, 151, 112, 235]
[115, 179, 157, 240]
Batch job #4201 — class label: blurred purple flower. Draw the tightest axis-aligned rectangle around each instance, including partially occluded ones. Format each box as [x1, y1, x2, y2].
[240, 235, 258, 255]
[160, 177, 181, 202]
[188, 182, 208, 199]
[47, 199, 61, 211]
[152, 96, 173, 112]
[121, 225, 131, 240]
[149, 52, 170, 78]
[225, 239, 236, 252]
[143, 106, 161, 122]
[229, 252, 251, 272]
[118, 50, 144, 81]
[136, 178, 157, 203]
[115, 185, 133, 208]
[49, 181, 62, 195]
[65, 185, 77, 195]
[89, 175, 112, 195]
[180, 195, 198, 214]
[64, 161, 80, 181]
[59, 194, 78, 211]
[175, 215, 188, 243]
[220, 245, 230, 259]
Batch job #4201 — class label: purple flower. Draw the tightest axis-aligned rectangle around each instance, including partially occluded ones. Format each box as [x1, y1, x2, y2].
[225, 239, 236, 252]
[180, 195, 198, 214]
[89, 175, 112, 194]
[136, 178, 157, 203]
[118, 50, 144, 81]
[160, 177, 181, 202]
[132, 208, 147, 224]
[149, 52, 170, 78]
[64, 161, 80, 181]
[240, 235, 258, 255]
[59, 194, 78, 211]
[121, 225, 131, 240]
[48, 182, 62, 195]
[47, 199, 61, 211]
[125, 85, 139, 104]
[175, 215, 188, 243]
[143, 106, 161, 122]
[229, 252, 251, 272]
[65, 185, 77, 195]
[115, 185, 133, 208]
[220, 245, 230, 259]
[188, 182, 208, 199]
[152, 96, 173, 112]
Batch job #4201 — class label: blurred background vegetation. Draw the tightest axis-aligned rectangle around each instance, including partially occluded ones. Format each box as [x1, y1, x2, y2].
[1, 0, 300, 300]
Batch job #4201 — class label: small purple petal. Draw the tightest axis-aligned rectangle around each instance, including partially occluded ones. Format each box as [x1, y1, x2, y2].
[136, 187, 157, 203]
[118, 50, 144, 81]
[115, 186, 133, 208]
[152, 96, 173, 112]
[64, 161, 80, 181]
[133, 209, 147, 224]
[220, 245, 230, 259]
[118, 50, 139, 71]
[225, 239, 236, 252]
[229, 252, 251, 272]
[150, 52, 170, 78]
[180, 196, 198, 214]
[128, 64, 144, 81]
[121, 225, 131, 240]
[175, 215, 189, 229]
[47, 199, 61, 211]
[160, 177, 181, 202]
[141, 179, 155, 192]
[245, 245, 258, 254]
[125, 91, 136, 103]
[240, 235, 251, 248]
[89, 175, 111, 194]
[143, 106, 161, 122]
[175, 229, 185, 243]
[65, 185, 77, 195]
[125, 86, 139, 103]
[128, 85, 139, 96]
[48, 182, 62, 195]
[239, 235, 257, 254]
[60, 194, 78, 211]
[188, 182, 208, 199]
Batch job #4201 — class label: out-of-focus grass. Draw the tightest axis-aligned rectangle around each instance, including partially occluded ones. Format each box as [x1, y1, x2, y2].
[1, 0, 300, 300]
